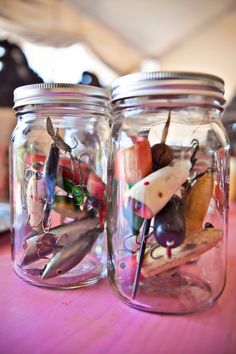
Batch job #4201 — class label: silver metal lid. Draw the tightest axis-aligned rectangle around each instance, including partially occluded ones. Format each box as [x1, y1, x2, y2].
[111, 71, 225, 104]
[13, 83, 110, 108]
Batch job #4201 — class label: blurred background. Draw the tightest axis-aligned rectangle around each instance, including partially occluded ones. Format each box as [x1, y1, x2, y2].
[0, 0, 236, 205]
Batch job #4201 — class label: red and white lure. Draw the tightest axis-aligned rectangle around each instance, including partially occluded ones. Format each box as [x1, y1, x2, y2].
[126, 158, 192, 219]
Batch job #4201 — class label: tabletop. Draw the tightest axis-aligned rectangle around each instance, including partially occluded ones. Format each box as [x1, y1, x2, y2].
[1, 205, 236, 354]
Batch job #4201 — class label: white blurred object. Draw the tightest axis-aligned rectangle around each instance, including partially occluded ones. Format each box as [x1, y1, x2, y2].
[141, 59, 160, 72]
[22, 42, 117, 86]
[0, 202, 10, 233]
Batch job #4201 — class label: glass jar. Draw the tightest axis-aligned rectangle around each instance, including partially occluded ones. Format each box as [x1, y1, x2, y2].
[10, 83, 110, 289]
[107, 72, 229, 314]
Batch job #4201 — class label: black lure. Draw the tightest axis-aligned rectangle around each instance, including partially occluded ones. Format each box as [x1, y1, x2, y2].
[153, 194, 185, 257]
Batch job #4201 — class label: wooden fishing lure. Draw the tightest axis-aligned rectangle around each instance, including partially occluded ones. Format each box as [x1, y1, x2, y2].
[184, 171, 214, 236]
[126, 158, 192, 219]
[141, 228, 223, 278]
[114, 137, 153, 184]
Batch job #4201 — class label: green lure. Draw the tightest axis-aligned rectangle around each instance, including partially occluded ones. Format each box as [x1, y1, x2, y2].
[63, 178, 89, 210]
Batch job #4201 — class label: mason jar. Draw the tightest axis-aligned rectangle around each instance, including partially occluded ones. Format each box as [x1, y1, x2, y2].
[107, 72, 229, 314]
[10, 83, 110, 289]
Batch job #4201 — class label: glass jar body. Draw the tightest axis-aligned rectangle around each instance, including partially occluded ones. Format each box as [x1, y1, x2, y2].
[10, 104, 110, 289]
[107, 98, 229, 314]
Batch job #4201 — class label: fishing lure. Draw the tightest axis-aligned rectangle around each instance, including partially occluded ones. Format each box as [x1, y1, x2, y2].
[126, 139, 199, 219]
[114, 136, 153, 184]
[117, 228, 223, 284]
[41, 222, 100, 279]
[130, 113, 174, 297]
[42, 143, 60, 229]
[184, 170, 214, 236]
[21, 216, 97, 267]
[26, 167, 47, 232]
[127, 112, 174, 299]
[26, 117, 70, 231]
[63, 178, 90, 210]
[21, 232, 59, 266]
[153, 194, 186, 258]
[141, 228, 223, 278]
[127, 158, 192, 219]
[129, 139, 198, 298]
[53, 195, 90, 220]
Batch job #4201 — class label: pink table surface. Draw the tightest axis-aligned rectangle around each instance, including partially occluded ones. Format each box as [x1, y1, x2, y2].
[1, 205, 236, 354]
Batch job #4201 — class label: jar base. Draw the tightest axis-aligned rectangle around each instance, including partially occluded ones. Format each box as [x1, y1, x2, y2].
[13, 260, 107, 290]
[110, 270, 224, 315]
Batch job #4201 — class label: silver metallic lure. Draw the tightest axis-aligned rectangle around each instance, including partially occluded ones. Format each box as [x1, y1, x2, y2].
[41, 226, 100, 279]
[21, 215, 97, 267]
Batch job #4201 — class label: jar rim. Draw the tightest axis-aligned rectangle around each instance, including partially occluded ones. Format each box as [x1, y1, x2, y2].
[13, 83, 110, 109]
[111, 71, 225, 107]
